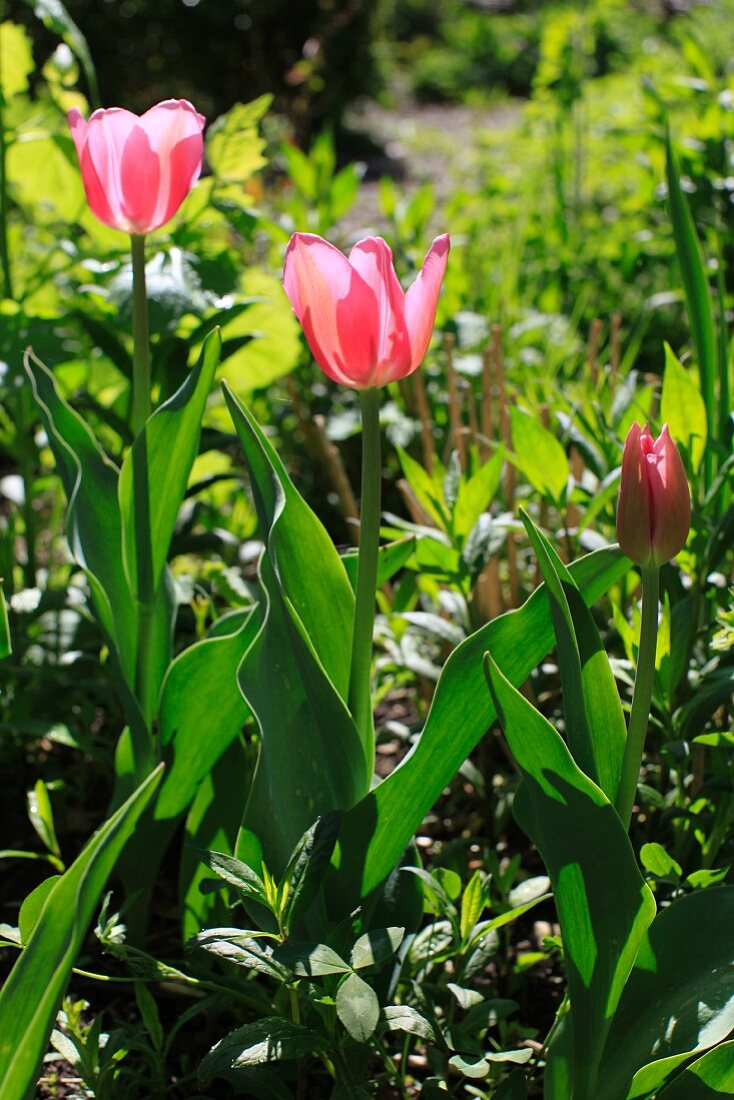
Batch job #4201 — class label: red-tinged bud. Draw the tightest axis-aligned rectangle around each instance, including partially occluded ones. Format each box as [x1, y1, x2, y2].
[616, 422, 691, 567]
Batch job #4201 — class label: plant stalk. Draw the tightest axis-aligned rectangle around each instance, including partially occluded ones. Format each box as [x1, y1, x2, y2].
[130, 234, 151, 436]
[0, 37, 13, 302]
[348, 387, 381, 758]
[615, 565, 660, 829]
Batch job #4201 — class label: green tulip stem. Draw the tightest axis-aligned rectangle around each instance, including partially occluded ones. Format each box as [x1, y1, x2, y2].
[130, 232, 157, 753]
[348, 387, 382, 757]
[615, 565, 660, 829]
[130, 233, 151, 436]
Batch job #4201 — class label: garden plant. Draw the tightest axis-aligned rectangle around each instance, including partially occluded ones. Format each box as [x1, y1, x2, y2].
[0, 2, 732, 1099]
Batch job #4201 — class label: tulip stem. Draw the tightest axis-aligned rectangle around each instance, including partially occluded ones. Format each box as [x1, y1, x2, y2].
[615, 565, 660, 830]
[349, 388, 382, 757]
[130, 233, 151, 436]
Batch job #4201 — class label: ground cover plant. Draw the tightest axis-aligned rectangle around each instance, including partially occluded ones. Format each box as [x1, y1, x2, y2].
[0, 1, 732, 1098]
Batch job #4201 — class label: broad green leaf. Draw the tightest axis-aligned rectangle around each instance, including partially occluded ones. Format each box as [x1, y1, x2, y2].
[7, 134, 85, 224]
[273, 941, 351, 977]
[341, 536, 416, 593]
[453, 449, 504, 541]
[199, 1018, 322, 1081]
[27, 780, 60, 858]
[639, 842, 681, 882]
[334, 545, 630, 902]
[350, 927, 404, 970]
[156, 608, 256, 820]
[460, 870, 488, 941]
[383, 1005, 436, 1042]
[223, 383, 353, 702]
[215, 269, 300, 393]
[666, 133, 717, 481]
[0, 22, 33, 99]
[509, 407, 568, 502]
[180, 738, 250, 940]
[484, 654, 655, 1098]
[336, 972, 380, 1042]
[520, 511, 626, 801]
[656, 1041, 734, 1098]
[0, 585, 10, 658]
[0, 767, 162, 1100]
[206, 96, 271, 184]
[119, 330, 220, 599]
[224, 386, 367, 876]
[595, 887, 734, 1100]
[661, 343, 707, 473]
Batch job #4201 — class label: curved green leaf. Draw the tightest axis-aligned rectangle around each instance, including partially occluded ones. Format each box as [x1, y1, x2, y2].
[0, 766, 163, 1100]
[484, 654, 655, 1099]
[119, 330, 220, 599]
[595, 887, 734, 1100]
[656, 1041, 734, 1098]
[335, 546, 630, 901]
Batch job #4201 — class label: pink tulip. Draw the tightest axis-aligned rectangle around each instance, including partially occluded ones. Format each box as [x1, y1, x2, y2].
[67, 99, 205, 235]
[282, 232, 450, 388]
[616, 422, 691, 567]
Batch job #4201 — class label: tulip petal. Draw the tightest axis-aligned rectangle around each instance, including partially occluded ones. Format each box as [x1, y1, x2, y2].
[348, 237, 411, 382]
[647, 424, 691, 565]
[84, 108, 140, 231]
[138, 100, 205, 228]
[616, 422, 653, 565]
[404, 234, 450, 370]
[120, 125, 161, 234]
[283, 233, 381, 388]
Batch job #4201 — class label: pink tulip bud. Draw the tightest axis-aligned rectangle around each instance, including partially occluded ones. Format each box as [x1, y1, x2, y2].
[282, 232, 450, 389]
[616, 422, 691, 567]
[67, 100, 205, 235]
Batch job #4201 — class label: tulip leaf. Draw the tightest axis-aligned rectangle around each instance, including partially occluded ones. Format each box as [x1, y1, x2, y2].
[594, 886, 734, 1100]
[119, 330, 220, 599]
[655, 1041, 734, 1098]
[520, 510, 625, 801]
[483, 653, 655, 1098]
[660, 343, 708, 474]
[156, 608, 256, 820]
[0, 766, 163, 1100]
[334, 545, 630, 902]
[224, 386, 368, 875]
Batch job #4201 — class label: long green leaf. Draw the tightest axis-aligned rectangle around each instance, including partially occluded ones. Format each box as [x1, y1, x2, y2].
[484, 654, 655, 1098]
[594, 887, 734, 1100]
[521, 511, 626, 801]
[335, 546, 630, 901]
[119, 331, 220, 599]
[224, 387, 368, 876]
[0, 766, 163, 1099]
[0, 585, 10, 659]
[666, 131, 717, 483]
[222, 382, 354, 707]
[156, 608, 256, 820]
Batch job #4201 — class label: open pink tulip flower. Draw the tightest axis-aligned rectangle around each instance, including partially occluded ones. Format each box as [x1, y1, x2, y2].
[68, 99, 205, 235]
[616, 422, 691, 567]
[283, 232, 450, 388]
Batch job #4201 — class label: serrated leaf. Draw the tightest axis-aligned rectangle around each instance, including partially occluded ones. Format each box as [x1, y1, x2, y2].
[207, 96, 271, 184]
[336, 973, 380, 1043]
